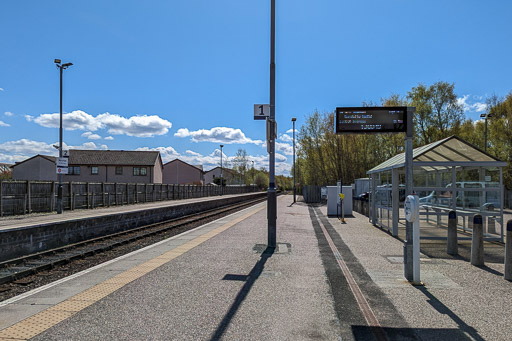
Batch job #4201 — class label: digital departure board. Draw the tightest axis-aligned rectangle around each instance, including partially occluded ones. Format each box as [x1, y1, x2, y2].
[335, 106, 408, 134]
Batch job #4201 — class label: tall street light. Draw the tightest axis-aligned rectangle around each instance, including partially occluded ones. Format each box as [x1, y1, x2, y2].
[251, 160, 255, 190]
[480, 113, 493, 152]
[220, 145, 224, 196]
[292, 117, 296, 203]
[54, 59, 73, 214]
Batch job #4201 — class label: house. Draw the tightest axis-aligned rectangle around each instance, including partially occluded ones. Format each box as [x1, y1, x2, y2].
[203, 166, 241, 185]
[12, 150, 163, 183]
[12, 155, 57, 181]
[64, 150, 163, 183]
[162, 159, 204, 184]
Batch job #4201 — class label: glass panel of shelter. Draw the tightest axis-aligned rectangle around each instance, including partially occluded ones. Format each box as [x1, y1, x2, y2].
[411, 165, 503, 242]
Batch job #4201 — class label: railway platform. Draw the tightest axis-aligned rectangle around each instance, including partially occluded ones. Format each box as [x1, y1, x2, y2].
[0, 195, 511, 340]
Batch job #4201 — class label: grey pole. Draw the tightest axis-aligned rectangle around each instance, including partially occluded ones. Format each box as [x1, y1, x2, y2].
[505, 220, 512, 281]
[54, 59, 72, 214]
[267, 0, 277, 248]
[484, 116, 488, 152]
[57, 64, 63, 214]
[220, 144, 224, 196]
[251, 160, 254, 186]
[447, 211, 458, 255]
[292, 117, 296, 203]
[471, 214, 484, 266]
[404, 107, 415, 281]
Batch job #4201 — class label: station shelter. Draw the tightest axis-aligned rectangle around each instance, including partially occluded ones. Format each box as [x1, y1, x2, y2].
[366, 136, 507, 242]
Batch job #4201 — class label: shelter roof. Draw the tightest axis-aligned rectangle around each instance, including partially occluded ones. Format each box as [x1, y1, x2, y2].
[367, 136, 507, 174]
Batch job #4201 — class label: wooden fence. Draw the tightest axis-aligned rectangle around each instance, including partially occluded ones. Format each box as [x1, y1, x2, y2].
[0, 181, 258, 217]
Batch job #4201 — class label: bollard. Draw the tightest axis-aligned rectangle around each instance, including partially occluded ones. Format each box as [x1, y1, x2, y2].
[447, 211, 458, 255]
[505, 220, 512, 281]
[471, 214, 484, 266]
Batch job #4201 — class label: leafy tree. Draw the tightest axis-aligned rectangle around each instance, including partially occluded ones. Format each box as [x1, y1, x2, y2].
[254, 172, 269, 190]
[232, 148, 249, 184]
[407, 81, 464, 145]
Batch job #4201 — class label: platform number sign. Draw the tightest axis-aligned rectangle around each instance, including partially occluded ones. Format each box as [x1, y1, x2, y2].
[254, 104, 270, 120]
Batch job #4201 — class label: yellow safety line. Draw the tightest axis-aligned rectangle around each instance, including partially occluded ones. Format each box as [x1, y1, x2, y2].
[0, 205, 265, 340]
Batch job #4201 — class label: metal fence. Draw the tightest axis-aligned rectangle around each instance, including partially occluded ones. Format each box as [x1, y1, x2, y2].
[302, 185, 322, 203]
[0, 181, 258, 216]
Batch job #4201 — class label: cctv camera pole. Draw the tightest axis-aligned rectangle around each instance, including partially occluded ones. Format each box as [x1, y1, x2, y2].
[55, 60, 72, 214]
[267, 0, 277, 248]
[57, 64, 64, 214]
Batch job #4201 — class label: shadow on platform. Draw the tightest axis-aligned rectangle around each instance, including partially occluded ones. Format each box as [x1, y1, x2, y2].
[209, 246, 275, 341]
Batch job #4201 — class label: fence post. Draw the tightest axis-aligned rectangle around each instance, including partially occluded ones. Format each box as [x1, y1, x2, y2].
[69, 182, 73, 210]
[447, 211, 458, 255]
[144, 183, 147, 202]
[115, 183, 118, 206]
[505, 220, 512, 281]
[86, 182, 90, 209]
[27, 181, 31, 214]
[0, 180, 3, 216]
[50, 181, 55, 212]
[153, 183, 156, 202]
[471, 214, 484, 266]
[102, 182, 105, 207]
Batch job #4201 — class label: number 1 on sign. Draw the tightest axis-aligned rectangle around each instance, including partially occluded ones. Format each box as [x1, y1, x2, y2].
[259, 105, 264, 116]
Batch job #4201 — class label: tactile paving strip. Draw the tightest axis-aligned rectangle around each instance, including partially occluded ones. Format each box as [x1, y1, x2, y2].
[0, 204, 265, 340]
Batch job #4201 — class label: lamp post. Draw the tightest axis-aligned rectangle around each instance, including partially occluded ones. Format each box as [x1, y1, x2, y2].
[220, 145, 224, 195]
[54, 59, 73, 214]
[292, 117, 296, 203]
[480, 113, 493, 152]
[251, 160, 255, 189]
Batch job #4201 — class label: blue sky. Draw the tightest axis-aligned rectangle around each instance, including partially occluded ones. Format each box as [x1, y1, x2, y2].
[1, 1, 511, 175]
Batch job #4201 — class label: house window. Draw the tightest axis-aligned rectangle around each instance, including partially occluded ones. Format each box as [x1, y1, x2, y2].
[133, 167, 147, 176]
[115, 166, 123, 175]
[91, 166, 99, 175]
[68, 166, 80, 175]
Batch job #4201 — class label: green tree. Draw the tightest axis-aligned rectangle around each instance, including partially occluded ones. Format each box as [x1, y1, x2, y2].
[408, 81, 464, 145]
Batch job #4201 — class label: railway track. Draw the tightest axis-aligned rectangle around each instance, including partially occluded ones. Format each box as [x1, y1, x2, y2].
[0, 196, 266, 293]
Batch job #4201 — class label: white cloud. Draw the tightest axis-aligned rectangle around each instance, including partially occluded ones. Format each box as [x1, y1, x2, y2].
[457, 95, 487, 113]
[278, 134, 293, 143]
[0, 88, 3, 91]
[174, 127, 263, 145]
[136, 146, 180, 163]
[28, 110, 172, 138]
[81, 132, 102, 140]
[0, 139, 55, 155]
[33, 110, 102, 131]
[65, 141, 108, 150]
[286, 128, 298, 134]
[0, 153, 29, 163]
[104, 136, 114, 140]
[185, 150, 201, 156]
[4, 112, 13, 117]
[0, 121, 10, 127]
[275, 142, 293, 156]
[97, 113, 172, 137]
[0, 139, 110, 164]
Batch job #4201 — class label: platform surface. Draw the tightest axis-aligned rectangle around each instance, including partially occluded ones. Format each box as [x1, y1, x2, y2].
[0, 195, 510, 340]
